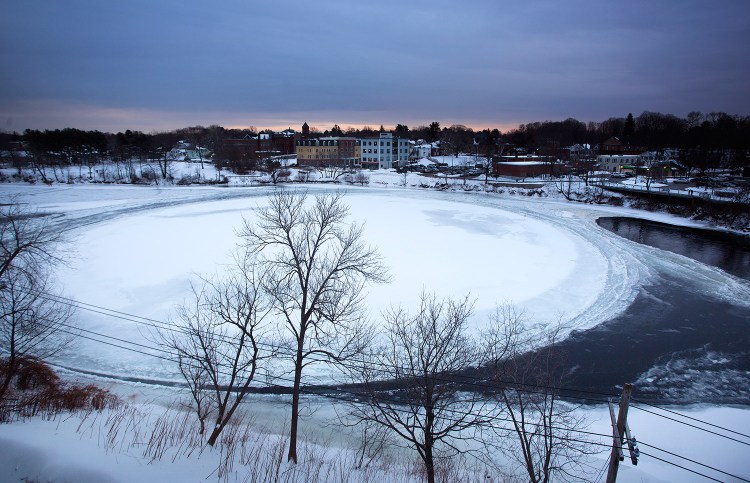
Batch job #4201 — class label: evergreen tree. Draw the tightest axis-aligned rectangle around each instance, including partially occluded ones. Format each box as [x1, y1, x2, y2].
[428, 121, 441, 142]
[624, 113, 635, 141]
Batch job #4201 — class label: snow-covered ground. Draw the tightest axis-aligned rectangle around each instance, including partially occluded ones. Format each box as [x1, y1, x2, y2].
[0, 395, 747, 482]
[1, 179, 749, 482]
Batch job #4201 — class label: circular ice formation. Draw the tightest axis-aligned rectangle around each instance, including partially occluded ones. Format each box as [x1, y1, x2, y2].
[53, 188, 623, 380]
[344, 193, 603, 325]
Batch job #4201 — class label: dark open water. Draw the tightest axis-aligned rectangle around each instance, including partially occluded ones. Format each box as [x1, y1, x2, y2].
[557, 218, 750, 404]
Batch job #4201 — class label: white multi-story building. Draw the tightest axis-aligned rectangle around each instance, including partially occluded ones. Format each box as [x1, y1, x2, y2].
[359, 132, 409, 169]
[597, 154, 642, 173]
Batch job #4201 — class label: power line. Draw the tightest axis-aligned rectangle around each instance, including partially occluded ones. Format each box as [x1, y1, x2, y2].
[594, 454, 610, 483]
[26, 288, 620, 403]
[637, 441, 750, 482]
[22, 315, 749, 482]
[630, 404, 750, 447]
[258, 370, 748, 483]
[50, 318, 582, 433]
[47, 296, 750, 445]
[25, 287, 750, 456]
[33, 320, 736, 475]
[632, 397, 750, 440]
[28, 312, 619, 444]
[22, 284, 750, 474]
[48, 327, 179, 368]
[638, 451, 723, 483]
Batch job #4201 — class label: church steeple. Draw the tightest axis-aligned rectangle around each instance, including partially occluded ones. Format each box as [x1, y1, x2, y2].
[302, 121, 309, 138]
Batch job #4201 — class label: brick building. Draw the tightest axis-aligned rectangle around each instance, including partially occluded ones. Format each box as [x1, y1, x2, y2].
[296, 137, 360, 168]
[492, 155, 562, 178]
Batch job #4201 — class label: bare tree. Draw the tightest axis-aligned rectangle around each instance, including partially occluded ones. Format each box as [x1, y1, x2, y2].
[483, 305, 599, 482]
[554, 173, 579, 201]
[259, 158, 291, 184]
[346, 293, 490, 483]
[354, 171, 370, 186]
[1, 200, 74, 400]
[158, 252, 272, 446]
[154, 147, 174, 182]
[240, 190, 389, 463]
[0, 200, 63, 281]
[319, 163, 349, 181]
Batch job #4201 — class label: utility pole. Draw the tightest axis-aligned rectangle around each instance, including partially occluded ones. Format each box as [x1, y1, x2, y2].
[606, 383, 639, 483]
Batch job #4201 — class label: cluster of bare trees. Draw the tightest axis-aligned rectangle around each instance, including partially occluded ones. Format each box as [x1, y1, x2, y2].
[158, 190, 596, 480]
[0, 200, 75, 400]
[342, 296, 597, 483]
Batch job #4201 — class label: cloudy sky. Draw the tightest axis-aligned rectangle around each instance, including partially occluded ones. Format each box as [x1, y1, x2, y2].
[1, 0, 748, 133]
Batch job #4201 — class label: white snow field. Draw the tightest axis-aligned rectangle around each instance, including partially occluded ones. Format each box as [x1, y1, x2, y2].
[2, 182, 749, 482]
[0, 394, 747, 483]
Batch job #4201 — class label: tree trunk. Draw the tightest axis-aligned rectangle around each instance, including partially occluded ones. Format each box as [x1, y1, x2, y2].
[207, 378, 251, 446]
[207, 407, 225, 446]
[0, 353, 16, 401]
[207, 424, 221, 446]
[0, 371, 13, 401]
[425, 440, 435, 483]
[33, 160, 49, 183]
[424, 406, 435, 483]
[287, 340, 304, 463]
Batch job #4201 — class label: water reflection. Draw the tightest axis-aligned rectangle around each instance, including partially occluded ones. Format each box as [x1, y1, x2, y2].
[596, 217, 750, 280]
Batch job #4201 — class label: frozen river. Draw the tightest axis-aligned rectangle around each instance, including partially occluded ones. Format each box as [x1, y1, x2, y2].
[4, 184, 749, 403]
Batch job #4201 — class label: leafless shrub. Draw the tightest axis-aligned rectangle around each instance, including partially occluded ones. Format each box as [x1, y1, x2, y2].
[3, 359, 120, 420]
[354, 171, 370, 185]
[10, 355, 60, 391]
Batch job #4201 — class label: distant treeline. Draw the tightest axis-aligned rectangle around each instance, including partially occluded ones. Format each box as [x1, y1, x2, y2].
[504, 111, 749, 155]
[1, 111, 748, 169]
